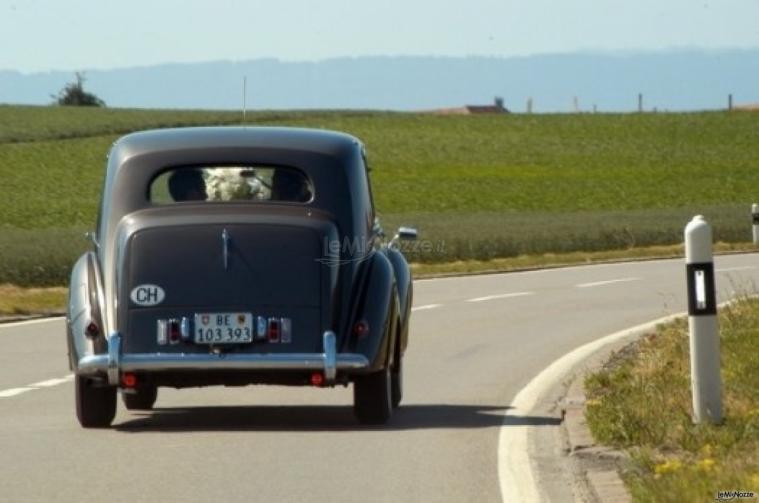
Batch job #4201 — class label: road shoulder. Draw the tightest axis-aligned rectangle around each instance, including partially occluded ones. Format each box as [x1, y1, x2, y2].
[560, 339, 635, 503]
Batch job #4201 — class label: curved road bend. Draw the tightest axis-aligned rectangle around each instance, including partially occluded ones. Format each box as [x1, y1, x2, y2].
[1, 254, 758, 502]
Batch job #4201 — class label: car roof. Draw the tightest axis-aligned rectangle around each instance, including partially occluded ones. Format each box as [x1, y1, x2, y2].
[111, 126, 362, 162]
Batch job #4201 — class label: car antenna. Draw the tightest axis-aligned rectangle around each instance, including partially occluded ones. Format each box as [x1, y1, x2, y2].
[242, 75, 247, 124]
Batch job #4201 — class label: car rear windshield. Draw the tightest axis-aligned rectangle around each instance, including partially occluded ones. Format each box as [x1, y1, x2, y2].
[150, 166, 313, 204]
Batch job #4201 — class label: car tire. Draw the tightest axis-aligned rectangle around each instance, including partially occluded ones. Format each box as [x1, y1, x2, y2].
[75, 375, 116, 428]
[122, 386, 158, 411]
[391, 348, 402, 409]
[353, 367, 392, 425]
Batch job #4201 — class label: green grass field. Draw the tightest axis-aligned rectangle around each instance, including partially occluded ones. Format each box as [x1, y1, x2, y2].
[1, 105, 758, 285]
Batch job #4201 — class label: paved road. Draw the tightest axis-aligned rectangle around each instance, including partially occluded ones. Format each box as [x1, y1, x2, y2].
[2, 254, 758, 502]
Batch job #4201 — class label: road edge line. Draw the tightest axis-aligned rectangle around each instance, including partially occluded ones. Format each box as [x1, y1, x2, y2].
[0, 316, 65, 330]
[497, 311, 684, 503]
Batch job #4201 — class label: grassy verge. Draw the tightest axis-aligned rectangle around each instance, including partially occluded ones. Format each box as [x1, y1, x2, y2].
[411, 241, 756, 277]
[0, 227, 89, 286]
[584, 298, 759, 502]
[0, 284, 67, 316]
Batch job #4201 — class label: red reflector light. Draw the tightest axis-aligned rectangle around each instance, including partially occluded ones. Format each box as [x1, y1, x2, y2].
[121, 373, 137, 388]
[310, 372, 324, 386]
[85, 321, 99, 337]
[353, 320, 369, 338]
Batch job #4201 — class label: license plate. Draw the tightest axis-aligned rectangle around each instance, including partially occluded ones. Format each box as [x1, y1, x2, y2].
[194, 313, 253, 344]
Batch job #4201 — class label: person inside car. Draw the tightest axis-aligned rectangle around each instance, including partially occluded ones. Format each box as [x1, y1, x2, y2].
[168, 168, 207, 201]
[271, 168, 311, 202]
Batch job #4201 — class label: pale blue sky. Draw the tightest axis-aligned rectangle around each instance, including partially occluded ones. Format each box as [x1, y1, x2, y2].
[2, 0, 758, 73]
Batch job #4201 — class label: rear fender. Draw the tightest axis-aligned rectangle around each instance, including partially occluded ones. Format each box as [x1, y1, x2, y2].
[385, 247, 412, 354]
[66, 252, 106, 371]
[349, 252, 398, 372]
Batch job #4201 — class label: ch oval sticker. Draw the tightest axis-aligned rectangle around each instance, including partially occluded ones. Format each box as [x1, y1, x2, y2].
[130, 284, 165, 306]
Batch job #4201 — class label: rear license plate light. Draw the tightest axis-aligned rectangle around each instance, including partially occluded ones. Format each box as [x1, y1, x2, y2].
[156, 319, 168, 345]
[255, 316, 267, 341]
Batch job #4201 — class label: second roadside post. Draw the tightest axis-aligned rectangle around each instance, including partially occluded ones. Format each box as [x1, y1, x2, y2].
[684, 215, 722, 424]
[752, 204, 759, 244]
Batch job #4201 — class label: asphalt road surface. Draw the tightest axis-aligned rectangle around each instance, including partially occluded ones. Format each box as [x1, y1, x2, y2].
[2, 254, 758, 503]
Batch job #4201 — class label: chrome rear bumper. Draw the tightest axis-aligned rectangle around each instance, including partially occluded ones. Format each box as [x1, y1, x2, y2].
[78, 331, 368, 386]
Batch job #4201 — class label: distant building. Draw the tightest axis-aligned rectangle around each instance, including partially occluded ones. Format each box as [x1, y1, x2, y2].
[429, 97, 509, 115]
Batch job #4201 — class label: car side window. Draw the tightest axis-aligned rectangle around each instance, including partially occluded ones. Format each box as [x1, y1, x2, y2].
[150, 166, 313, 204]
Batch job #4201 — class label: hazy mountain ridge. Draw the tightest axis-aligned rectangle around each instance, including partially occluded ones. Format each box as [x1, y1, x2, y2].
[1, 51, 757, 112]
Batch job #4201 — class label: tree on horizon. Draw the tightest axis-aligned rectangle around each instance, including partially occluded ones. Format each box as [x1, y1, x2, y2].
[52, 72, 105, 107]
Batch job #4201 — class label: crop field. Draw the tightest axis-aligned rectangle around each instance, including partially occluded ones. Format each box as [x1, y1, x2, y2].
[1, 105, 758, 285]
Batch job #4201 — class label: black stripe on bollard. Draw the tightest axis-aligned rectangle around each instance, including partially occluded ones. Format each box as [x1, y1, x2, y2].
[753, 214, 759, 224]
[686, 262, 717, 316]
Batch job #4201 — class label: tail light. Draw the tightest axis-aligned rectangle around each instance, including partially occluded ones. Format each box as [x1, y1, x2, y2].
[168, 319, 181, 344]
[267, 317, 281, 342]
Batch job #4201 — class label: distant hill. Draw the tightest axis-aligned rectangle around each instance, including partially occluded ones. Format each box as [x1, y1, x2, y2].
[1, 51, 758, 112]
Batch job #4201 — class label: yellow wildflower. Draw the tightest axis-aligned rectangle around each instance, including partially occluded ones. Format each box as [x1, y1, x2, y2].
[654, 459, 683, 476]
[696, 458, 715, 472]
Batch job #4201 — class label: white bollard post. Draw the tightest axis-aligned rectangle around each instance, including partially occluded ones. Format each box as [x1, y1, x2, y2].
[684, 215, 722, 424]
[752, 204, 759, 244]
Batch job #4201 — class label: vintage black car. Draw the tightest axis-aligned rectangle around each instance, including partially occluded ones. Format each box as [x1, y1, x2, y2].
[66, 127, 415, 427]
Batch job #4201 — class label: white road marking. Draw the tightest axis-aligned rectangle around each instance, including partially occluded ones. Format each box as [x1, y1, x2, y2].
[412, 256, 685, 283]
[716, 266, 756, 273]
[467, 292, 534, 303]
[0, 387, 37, 398]
[575, 277, 641, 288]
[411, 304, 442, 312]
[0, 374, 74, 399]
[30, 375, 74, 387]
[498, 312, 683, 503]
[0, 316, 64, 330]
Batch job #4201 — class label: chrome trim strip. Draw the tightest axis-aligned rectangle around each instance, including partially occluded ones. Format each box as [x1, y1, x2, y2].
[323, 331, 337, 383]
[77, 352, 368, 374]
[222, 228, 230, 270]
[106, 332, 122, 385]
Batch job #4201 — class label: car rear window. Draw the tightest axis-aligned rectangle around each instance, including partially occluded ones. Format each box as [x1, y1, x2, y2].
[150, 166, 313, 204]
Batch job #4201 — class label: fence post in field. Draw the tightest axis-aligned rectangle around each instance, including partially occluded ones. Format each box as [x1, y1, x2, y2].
[728, 93, 733, 111]
[684, 215, 722, 424]
[638, 93, 643, 112]
[752, 204, 759, 244]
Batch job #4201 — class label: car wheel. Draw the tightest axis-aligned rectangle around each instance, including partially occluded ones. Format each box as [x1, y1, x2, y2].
[391, 350, 402, 409]
[353, 366, 392, 425]
[122, 386, 158, 411]
[75, 375, 116, 428]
